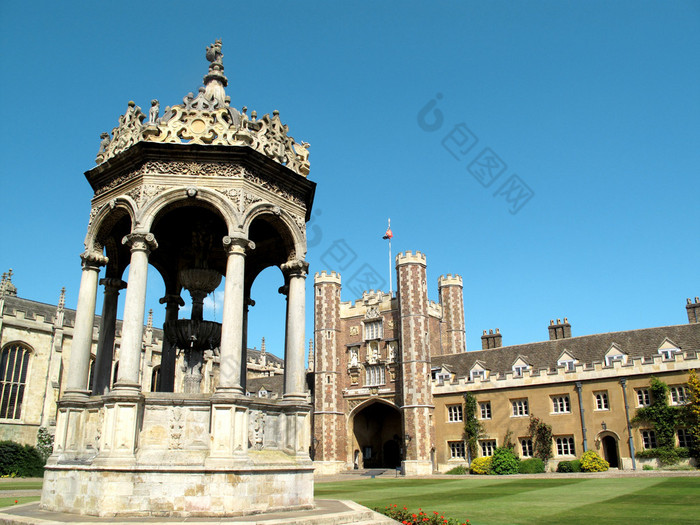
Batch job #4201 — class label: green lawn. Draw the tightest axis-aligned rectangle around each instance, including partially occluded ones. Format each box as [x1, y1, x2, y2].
[315, 477, 700, 525]
[0, 481, 43, 491]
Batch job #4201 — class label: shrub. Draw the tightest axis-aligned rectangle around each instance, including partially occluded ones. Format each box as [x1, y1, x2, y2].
[445, 465, 468, 475]
[556, 459, 581, 473]
[0, 441, 45, 477]
[580, 451, 609, 472]
[36, 427, 54, 462]
[470, 456, 492, 475]
[642, 464, 654, 471]
[518, 458, 545, 474]
[490, 447, 520, 475]
[636, 447, 689, 465]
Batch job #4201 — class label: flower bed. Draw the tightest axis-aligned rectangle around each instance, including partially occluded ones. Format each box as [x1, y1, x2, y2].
[378, 504, 469, 525]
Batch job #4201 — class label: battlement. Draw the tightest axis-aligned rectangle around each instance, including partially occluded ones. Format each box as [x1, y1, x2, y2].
[314, 271, 342, 285]
[433, 349, 700, 392]
[438, 274, 463, 287]
[396, 251, 427, 266]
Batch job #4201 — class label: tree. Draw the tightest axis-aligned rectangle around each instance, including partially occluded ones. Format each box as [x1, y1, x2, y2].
[462, 392, 483, 463]
[528, 415, 553, 464]
[683, 369, 700, 462]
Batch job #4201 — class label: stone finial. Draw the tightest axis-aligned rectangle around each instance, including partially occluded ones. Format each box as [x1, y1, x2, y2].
[203, 39, 228, 105]
[261, 337, 266, 355]
[1, 269, 17, 297]
[58, 287, 66, 310]
[147, 308, 153, 331]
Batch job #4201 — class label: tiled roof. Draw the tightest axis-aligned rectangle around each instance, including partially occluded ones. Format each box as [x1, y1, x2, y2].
[432, 323, 700, 378]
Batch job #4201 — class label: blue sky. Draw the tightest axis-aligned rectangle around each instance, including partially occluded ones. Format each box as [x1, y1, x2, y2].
[1, 1, 698, 359]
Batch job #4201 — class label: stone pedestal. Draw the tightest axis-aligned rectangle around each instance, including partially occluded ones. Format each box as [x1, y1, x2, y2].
[41, 394, 314, 517]
[401, 460, 434, 476]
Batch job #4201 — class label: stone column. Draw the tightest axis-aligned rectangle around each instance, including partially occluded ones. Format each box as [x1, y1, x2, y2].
[114, 232, 157, 391]
[240, 297, 255, 393]
[281, 260, 309, 401]
[64, 251, 108, 398]
[92, 278, 126, 395]
[217, 234, 254, 394]
[158, 294, 184, 392]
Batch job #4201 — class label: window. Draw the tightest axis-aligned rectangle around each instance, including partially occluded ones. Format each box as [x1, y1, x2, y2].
[558, 359, 576, 372]
[677, 429, 694, 448]
[555, 436, 575, 456]
[605, 354, 626, 366]
[150, 366, 161, 392]
[364, 320, 383, 341]
[658, 348, 679, 360]
[594, 391, 609, 410]
[470, 369, 486, 381]
[0, 344, 31, 420]
[513, 365, 529, 377]
[88, 358, 96, 392]
[552, 395, 570, 414]
[479, 401, 492, 420]
[520, 438, 533, 457]
[447, 404, 463, 422]
[641, 430, 657, 449]
[670, 386, 688, 405]
[480, 440, 496, 457]
[636, 388, 651, 407]
[365, 365, 385, 386]
[511, 399, 529, 417]
[449, 441, 466, 459]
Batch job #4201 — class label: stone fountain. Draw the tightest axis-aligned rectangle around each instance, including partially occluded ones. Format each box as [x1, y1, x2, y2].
[164, 268, 222, 393]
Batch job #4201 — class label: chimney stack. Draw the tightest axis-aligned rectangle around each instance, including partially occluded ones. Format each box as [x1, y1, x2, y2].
[548, 317, 572, 340]
[687, 297, 700, 324]
[481, 328, 503, 349]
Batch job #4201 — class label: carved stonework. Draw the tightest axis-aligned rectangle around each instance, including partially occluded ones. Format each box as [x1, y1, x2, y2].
[349, 326, 359, 336]
[96, 41, 310, 176]
[244, 170, 305, 207]
[243, 191, 262, 210]
[249, 410, 265, 450]
[169, 407, 184, 449]
[387, 319, 394, 330]
[142, 160, 244, 178]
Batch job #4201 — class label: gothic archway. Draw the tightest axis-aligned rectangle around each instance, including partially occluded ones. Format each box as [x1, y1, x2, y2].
[601, 434, 620, 469]
[352, 401, 402, 468]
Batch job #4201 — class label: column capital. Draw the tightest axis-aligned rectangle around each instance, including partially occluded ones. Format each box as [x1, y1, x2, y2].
[80, 251, 108, 270]
[122, 232, 158, 253]
[159, 294, 185, 307]
[281, 259, 309, 278]
[99, 277, 127, 291]
[223, 234, 255, 255]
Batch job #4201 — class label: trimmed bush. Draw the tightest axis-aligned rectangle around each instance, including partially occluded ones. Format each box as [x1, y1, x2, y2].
[556, 459, 581, 473]
[636, 447, 689, 465]
[445, 465, 468, 475]
[470, 457, 492, 475]
[0, 441, 45, 477]
[518, 458, 545, 474]
[490, 447, 520, 475]
[580, 451, 609, 472]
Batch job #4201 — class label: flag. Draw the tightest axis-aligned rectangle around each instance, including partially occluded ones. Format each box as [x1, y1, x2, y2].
[383, 219, 393, 240]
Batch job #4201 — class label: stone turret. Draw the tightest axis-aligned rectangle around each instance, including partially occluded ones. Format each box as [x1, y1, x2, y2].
[438, 274, 466, 355]
[395, 251, 434, 476]
[312, 271, 346, 473]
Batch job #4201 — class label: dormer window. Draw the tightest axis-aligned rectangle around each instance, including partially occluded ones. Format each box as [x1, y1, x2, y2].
[364, 320, 383, 341]
[605, 354, 626, 366]
[470, 369, 486, 381]
[658, 339, 681, 360]
[557, 351, 577, 372]
[513, 365, 529, 377]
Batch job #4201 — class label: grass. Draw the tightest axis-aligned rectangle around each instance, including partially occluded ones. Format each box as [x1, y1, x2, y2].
[0, 496, 40, 508]
[0, 481, 43, 491]
[315, 477, 700, 525]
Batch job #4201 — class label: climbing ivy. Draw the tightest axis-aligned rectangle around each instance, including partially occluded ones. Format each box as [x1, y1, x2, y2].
[528, 415, 553, 464]
[462, 392, 483, 462]
[683, 369, 700, 462]
[632, 377, 681, 449]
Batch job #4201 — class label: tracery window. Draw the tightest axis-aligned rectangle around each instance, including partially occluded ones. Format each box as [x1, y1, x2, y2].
[364, 320, 383, 341]
[365, 365, 385, 386]
[0, 344, 31, 420]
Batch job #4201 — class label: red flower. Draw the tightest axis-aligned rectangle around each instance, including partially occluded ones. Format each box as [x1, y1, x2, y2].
[14, 500, 18, 504]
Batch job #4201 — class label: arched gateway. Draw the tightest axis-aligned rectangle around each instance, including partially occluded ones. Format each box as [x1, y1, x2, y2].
[41, 40, 316, 517]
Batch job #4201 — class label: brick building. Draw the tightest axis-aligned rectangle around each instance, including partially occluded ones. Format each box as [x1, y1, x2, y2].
[311, 252, 700, 474]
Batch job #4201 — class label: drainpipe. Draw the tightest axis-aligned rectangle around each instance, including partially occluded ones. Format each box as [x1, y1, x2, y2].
[619, 378, 637, 470]
[575, 381, 588, 452]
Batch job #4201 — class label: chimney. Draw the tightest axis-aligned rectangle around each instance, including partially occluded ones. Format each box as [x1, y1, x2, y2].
[687, 297, 700, 324]
[548, 318, 572, 340]
[481, 328, 502, 349]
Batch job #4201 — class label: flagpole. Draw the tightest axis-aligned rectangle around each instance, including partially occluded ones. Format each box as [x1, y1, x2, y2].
[388, 218, 392, 296]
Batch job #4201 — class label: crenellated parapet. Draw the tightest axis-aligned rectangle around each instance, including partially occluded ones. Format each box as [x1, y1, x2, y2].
[314, 271, 342, 286]
[433, 349, 700, 392]
[396, 250, 427, 266]
[438, 274, 463, 287]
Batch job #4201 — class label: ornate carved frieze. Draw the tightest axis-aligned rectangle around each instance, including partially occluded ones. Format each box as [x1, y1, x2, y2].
[142, 160, 244, 178]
